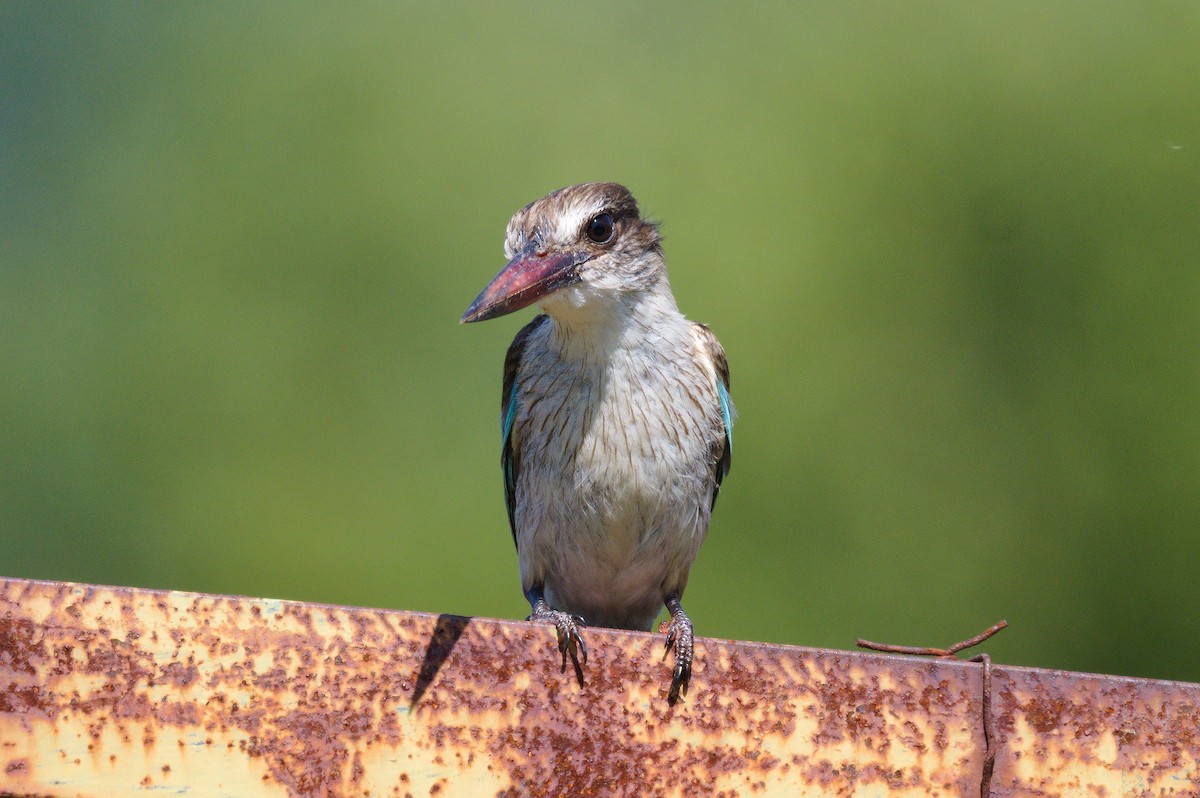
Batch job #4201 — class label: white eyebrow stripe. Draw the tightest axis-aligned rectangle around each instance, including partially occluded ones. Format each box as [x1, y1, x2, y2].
[553, 200, 601, 244]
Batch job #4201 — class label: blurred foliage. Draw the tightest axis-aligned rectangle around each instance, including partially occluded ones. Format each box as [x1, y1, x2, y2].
[3, 3, 1199, 683]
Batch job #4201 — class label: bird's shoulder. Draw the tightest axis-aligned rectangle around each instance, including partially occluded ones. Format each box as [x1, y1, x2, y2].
[502, 314, 550, 414]
[500, 314, 549, 546]
[690, 321, 733, 504]
[688, 322, 730, 392]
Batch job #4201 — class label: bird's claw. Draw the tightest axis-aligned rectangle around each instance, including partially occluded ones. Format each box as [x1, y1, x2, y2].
[663, 613, 694, 705]
[528, 606, 588, 681]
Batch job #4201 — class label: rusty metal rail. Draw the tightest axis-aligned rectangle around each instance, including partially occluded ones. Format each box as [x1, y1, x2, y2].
[2, 577, 1198, 797]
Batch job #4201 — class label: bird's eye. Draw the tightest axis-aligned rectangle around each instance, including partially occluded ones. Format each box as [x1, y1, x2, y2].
[586, 213, 615, 244]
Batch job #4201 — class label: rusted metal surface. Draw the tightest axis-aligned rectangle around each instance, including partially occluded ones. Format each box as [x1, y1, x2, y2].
[1, 578, 1197, 797]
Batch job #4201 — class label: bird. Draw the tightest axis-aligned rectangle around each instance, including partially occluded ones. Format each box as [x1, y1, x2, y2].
[461, 182, 732, 704]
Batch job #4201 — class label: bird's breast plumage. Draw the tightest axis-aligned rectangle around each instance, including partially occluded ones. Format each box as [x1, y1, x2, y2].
[509, 309, 726, 629]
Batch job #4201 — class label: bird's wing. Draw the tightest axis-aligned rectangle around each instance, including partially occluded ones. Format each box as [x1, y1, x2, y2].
[691, 322, 732, 509]
[501, 314, 550, 547]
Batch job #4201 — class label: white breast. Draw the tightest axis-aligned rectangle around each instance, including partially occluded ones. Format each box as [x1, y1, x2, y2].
[511, 313, 722, 629]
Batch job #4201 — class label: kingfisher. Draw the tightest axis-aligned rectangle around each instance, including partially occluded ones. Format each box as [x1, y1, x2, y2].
[461, 183, 732, 704]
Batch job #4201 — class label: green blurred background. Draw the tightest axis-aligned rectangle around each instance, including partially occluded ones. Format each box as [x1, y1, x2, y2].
[3, 4, 1199, 683]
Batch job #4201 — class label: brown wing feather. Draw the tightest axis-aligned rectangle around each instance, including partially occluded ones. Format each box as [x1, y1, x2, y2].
[691, 322, 732, 508]
[501, 314, 550, 546]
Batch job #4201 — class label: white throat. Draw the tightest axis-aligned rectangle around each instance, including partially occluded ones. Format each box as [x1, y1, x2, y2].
[538, 278, 684, 363]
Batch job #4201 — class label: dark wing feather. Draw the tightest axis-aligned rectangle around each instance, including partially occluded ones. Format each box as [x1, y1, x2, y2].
[501, 314, 549, 547]
[692, 323, 732, 509]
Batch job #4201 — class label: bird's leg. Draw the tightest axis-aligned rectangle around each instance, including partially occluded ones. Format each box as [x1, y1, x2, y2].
[662, 594, 694, 705]
[525, 586, 588, 684]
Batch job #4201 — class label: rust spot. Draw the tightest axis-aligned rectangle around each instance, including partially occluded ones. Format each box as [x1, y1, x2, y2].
[1023, 694, 1073, 734]
[157, 660, 199, 688]
[0, 617, 44, 677]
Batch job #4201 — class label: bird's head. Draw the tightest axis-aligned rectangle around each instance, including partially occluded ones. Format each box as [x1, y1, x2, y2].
[461, 182, 664, 324]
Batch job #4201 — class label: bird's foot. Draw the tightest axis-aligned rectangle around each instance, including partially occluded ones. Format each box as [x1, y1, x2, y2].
[527, 602, 588, 684]
[662, 596, 694, 705]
